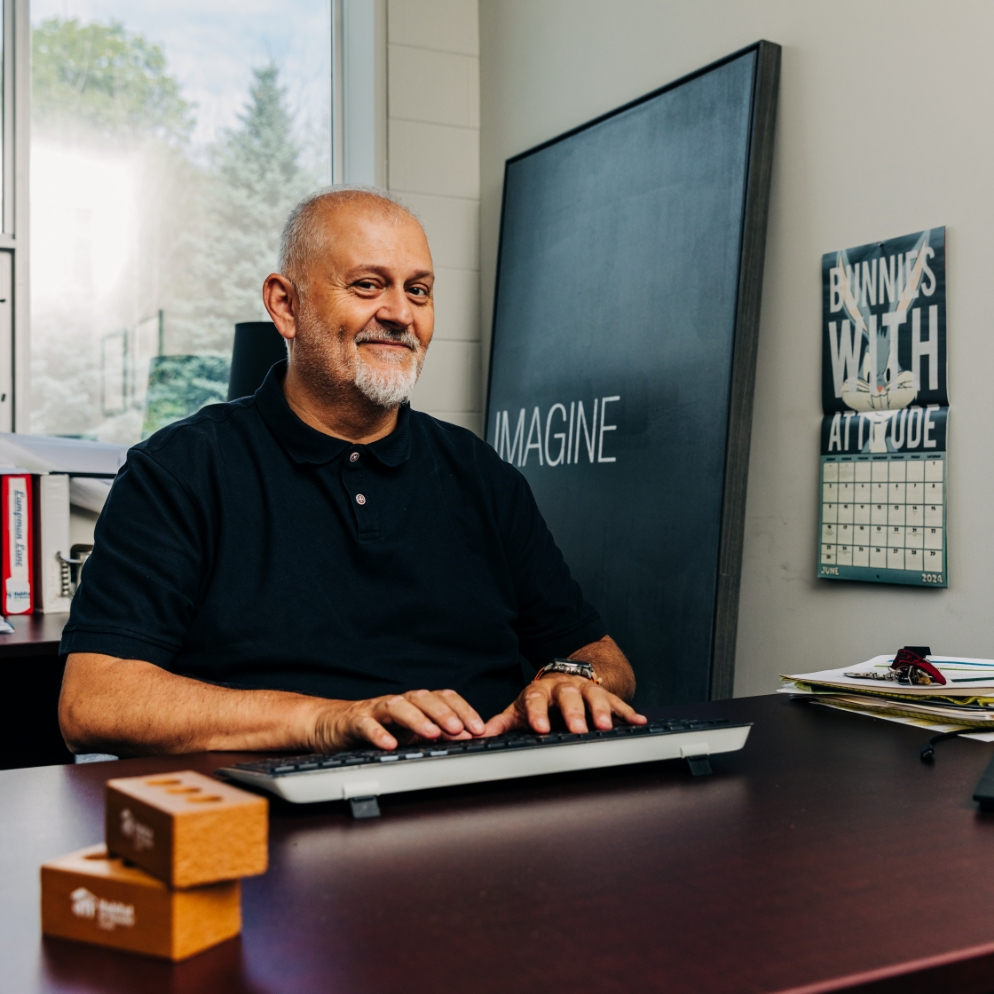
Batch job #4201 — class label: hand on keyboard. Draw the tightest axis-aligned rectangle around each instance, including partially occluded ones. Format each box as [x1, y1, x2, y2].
[483, 673, 647, 738]
[311, 688, 486, 753]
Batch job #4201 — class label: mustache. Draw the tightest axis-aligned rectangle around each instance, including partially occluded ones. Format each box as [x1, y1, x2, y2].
[353, 325, 420, 351]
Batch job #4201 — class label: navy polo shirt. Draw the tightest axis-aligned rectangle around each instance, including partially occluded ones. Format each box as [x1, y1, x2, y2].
[60, 362, 606, 720]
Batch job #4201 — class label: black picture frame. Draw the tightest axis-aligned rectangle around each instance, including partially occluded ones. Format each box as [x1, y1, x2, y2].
[485, 42, 780, 705]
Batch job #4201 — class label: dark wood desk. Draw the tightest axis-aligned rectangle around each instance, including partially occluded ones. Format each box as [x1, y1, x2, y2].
[3, 694, 994, 994]
[0, 612, 68, 658]
[0, 613, 71, 769]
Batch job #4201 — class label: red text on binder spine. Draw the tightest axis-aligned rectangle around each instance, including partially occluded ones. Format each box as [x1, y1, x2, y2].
[2, 474, 33, 614]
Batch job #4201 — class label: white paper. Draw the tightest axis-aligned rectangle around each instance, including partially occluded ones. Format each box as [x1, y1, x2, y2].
[782, 655, 994, 695]
[799, 697, 994, 742]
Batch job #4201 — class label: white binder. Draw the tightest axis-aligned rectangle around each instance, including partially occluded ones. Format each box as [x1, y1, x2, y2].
[34, 474, 72, 614]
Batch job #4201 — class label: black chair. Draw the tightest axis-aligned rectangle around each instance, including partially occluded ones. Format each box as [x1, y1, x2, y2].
[227, 322, 287, 401]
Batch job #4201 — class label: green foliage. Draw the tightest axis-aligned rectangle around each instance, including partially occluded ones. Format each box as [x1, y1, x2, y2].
[141, 355, 230, 439]
[171, 65, 316, 353]
[32, 17, 193, 145]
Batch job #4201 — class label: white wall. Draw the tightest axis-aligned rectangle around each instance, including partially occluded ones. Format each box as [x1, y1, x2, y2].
[387, 0, 482, 435]
[478, 1, 994, 696]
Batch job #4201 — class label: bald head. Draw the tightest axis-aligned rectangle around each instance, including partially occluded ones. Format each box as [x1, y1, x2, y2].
[279, 187, 424, 294]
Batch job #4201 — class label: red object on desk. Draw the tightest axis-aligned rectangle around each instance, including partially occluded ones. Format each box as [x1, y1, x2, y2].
[892, 645, 946, 685]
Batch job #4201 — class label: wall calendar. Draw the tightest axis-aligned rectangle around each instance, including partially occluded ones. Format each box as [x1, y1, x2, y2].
[819, 227, 947, 587]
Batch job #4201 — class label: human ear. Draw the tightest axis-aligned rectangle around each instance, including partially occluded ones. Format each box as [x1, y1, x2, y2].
[262, 274, 300, 341]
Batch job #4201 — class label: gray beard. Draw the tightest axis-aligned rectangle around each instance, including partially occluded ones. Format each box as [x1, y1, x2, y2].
[292, 310, 426, 410]
[352, 328, 424, 408]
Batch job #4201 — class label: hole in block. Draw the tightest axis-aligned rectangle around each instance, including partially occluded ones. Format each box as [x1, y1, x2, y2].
[186, 794, 223, 803]
[146, 778, 182, 786]
[84, 852, 110, 861]
[166, 786, 202, 794]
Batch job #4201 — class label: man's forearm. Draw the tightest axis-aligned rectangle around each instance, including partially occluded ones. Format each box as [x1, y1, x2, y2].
[568, 635, 636, 701]
[60, 653, 324, 757]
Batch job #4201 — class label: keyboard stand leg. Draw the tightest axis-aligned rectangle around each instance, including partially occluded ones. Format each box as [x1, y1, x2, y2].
[685, 756, 712, 777]
[348, 796, 381, 819]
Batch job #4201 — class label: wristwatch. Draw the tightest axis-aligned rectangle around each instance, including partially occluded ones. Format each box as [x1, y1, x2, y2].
[533, 658, 602, 685]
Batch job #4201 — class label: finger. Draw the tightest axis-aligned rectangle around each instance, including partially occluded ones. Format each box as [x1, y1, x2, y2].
[405, 689, 466, 736]
[483, 705, 521, 737]
[554, 684, 588, 733]
[353, 715, 398, 751]
[582, 685, 616, 730]
[401, 723, 487, 744]
[379, 695, 442, 740]
[437, 689, 486, 736]
[436, 727, 473, 741]
[520, 683, 554, 734]
[610, 696, 648, 725]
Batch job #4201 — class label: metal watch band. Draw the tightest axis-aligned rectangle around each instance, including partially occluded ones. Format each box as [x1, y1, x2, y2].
[533, 659, 602, 685]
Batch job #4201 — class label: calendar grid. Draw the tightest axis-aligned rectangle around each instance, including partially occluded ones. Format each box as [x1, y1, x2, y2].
[818, 453, 946, 587]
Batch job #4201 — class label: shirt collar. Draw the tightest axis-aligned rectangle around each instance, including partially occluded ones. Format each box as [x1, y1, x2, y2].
[254, 360, 412, 467]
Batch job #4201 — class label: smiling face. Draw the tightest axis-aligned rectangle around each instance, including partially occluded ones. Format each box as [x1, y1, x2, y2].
[287, 199, 435, 410]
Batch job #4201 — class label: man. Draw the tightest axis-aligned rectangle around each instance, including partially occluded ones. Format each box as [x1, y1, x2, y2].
[59, 188, 643, 757]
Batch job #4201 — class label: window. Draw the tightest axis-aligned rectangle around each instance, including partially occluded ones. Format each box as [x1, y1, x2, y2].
[29, 0, 332, 441]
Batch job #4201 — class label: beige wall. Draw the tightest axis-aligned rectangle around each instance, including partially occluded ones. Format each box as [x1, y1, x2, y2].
[479, 1, 994, 696]
[387, 0, 482, 435]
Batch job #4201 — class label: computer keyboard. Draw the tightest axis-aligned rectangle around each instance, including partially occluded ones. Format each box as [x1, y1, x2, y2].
[219, 718, 752, 814]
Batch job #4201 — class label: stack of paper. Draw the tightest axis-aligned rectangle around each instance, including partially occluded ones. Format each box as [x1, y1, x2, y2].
[781, 655, 994, 742]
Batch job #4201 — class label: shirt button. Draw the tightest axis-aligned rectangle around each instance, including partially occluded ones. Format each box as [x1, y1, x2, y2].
[356, 493, 366, 505]
[349, 452, 359, 463]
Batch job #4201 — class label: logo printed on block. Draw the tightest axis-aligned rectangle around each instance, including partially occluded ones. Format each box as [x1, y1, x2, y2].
[69, 885, 136, 930]
[70, 887, 96, 919]
[120, 808, 155, 851]
[42, 844, 241, 960]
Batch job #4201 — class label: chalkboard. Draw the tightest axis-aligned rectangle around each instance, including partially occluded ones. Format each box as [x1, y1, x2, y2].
[485, 42, 780, 706]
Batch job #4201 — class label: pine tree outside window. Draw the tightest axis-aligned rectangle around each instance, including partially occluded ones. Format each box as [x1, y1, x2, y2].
[29, 1, 332, 442]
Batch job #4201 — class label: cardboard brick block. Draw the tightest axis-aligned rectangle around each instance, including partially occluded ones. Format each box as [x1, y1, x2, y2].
[41, 845, 240, 961]
[105, 770, 267, 888]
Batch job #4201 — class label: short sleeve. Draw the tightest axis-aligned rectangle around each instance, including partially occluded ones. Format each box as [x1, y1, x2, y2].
[496, 463, 607, 666]
[59, 445, 213, 666]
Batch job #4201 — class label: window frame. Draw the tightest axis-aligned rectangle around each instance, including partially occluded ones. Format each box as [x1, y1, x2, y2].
[4, 0, 28, 433]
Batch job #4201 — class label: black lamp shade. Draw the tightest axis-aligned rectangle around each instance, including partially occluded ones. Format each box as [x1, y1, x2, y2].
[227, 322, 287, 401]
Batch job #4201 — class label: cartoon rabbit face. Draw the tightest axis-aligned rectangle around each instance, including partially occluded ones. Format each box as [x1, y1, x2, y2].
[832, 230, 933, 414]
